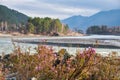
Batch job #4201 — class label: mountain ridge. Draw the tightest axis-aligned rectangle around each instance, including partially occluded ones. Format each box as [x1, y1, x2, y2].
[62, 9, 120, 32]
[0, 5, 28, 24]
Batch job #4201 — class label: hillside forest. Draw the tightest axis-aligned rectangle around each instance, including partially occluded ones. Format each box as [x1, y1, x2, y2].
[0, 17, 69, 35]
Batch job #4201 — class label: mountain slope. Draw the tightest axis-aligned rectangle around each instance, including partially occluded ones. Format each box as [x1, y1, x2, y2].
[0, 5, 28, 24]
[62, 9, 120, 32]
[61, 15, 88, 29]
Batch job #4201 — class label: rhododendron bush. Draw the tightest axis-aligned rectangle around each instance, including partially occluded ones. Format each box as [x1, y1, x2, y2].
[1, 45, 120, 80]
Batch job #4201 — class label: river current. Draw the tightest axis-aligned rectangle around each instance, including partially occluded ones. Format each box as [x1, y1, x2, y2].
[0, 35, 120, 56]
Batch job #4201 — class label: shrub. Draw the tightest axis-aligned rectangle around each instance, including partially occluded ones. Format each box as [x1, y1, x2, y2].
[1, 45, 120, 80]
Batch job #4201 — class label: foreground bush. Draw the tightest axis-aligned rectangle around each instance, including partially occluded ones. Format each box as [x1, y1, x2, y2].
[1, 45, 120, 80]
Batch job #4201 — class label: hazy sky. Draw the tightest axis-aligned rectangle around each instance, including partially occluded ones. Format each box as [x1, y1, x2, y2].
[0, 0, 120, 19]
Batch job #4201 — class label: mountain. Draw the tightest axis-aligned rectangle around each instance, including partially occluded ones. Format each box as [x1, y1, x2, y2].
[0, 5, 28, 24]
[62, 9, 120, 32]
[61, 15, 88, 29]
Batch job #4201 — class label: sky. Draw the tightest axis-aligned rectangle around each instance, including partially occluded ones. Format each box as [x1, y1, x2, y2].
[0, 0, 120, 19]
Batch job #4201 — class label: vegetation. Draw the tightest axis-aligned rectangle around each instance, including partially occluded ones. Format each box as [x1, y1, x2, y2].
[0, 45, 120, 80]
[25, 17, 69, 35]
[0, 5, 69, 35]
[87, 25, 120, 35]
[0, 5, 28, 24]
[0, 5, 28, 33]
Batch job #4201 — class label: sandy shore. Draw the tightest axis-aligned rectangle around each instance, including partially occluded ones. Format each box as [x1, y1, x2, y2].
[0, 32, 45, 38]
[0, 31, 84, 38]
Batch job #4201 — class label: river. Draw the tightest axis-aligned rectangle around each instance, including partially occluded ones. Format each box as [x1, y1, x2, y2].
[0, 35, 120, 56]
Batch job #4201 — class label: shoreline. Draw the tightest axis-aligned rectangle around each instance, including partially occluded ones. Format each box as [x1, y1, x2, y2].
[0, 32, 84, 38]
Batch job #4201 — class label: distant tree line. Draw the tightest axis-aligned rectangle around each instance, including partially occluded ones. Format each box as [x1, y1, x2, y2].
[87, 25, 120, 35]
[23, 17, 69, 35]
[0, 17, 69, 35]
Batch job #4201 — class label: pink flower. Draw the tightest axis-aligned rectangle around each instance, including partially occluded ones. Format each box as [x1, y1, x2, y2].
[67, 66, 71, 70]
[37, 54, 41, 59]
[88, 47, 96, 54]
[51, 67, 55, 71]
[50, 47, 53, 52]
[55, 70, 57, 73]
[80, 53, 85, 58]
[86, 53, 90, 57]
[91, 48, 96, 54]
[39, 48, 41, 51]
[35, 65, 41, 71]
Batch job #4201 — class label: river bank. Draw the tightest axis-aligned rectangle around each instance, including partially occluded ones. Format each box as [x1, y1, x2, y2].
[0, 31, 84, 38]
[0, 32, 44, 38]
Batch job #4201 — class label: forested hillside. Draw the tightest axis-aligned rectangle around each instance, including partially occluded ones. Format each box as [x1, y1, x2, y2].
[0, 5, 28, 24]
[0, 5, 69, 35]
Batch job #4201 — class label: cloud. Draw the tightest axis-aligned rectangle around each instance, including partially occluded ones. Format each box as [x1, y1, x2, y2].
[0, 0, 120, 19]
[39, 0, 120, 10]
